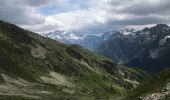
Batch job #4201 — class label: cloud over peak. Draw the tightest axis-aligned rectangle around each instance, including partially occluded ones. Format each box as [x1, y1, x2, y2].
[0, 0, 170, 34]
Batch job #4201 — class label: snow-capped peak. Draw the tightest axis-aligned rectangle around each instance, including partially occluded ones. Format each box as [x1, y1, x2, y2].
[122, 31, 132, 35]
[65, 32, 82, 40]
[117, 28, 136, 35]
[42, 30, 84, 41]
[124, 28, 136, 35]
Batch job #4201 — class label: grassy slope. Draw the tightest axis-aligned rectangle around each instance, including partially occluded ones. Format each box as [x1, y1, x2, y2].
[0, 20, 149, 100]
[122, 68, 170, 100]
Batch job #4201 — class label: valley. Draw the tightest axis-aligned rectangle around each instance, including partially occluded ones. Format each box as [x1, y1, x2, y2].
[1, 0, 170, 100]
[0, 20, 150, 100]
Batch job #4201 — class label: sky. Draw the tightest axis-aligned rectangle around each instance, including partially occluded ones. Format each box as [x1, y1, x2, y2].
[0, 0, 170, 34]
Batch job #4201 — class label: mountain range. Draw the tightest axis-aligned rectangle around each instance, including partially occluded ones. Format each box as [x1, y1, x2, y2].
[1, 20, 170, 100]
[42, 31, 101, 51]
[43, 25, 170, 73]
[0, 20, 150, 100]
[96, 24, 170, 72]
[42, 29, 134, 51]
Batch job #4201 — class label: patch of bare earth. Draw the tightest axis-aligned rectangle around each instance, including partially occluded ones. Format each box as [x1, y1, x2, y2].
[31, 44, 46, 59]
[74, 59, 99, 73]
[142, 82, 170, 100]
[40, 71, 74, 88]
[0, 74, 51, 99]
[62, 88, 75, 94]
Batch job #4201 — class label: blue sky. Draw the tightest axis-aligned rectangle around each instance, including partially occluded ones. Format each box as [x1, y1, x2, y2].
[37, 1, 87, 16]
[0, 0, 170, 34]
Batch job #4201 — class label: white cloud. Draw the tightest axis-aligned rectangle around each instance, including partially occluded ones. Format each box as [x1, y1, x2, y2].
[0, 0, 46, 25]
[23, 7, 110, 33]
[1, 0, 170, 34]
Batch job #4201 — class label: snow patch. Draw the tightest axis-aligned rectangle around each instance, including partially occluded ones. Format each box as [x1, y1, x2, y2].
[159, 35, 170, 46]
[122, 32, 132, 35]
[43, 30, 84, 41]
[68, 33, 81, 40]
[166, 35, 170, 38]
[149, 49, 159, 59]
[159, 37, 167, 46]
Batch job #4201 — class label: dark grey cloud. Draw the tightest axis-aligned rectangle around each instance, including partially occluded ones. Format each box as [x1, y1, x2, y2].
[0, 0, 170, 34]
[75, 16, 167, 34]
[109, 16, 170, 25]
[23, 0, 52, 7]
[75, 0, 170, 34]
[118, 0, 170, 15]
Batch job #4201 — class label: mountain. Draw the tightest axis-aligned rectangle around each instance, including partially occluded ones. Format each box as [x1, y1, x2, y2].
[42, 30, 83, 44]
[127, 24, 170, 72]
[96, 24, 170, 72]
[0, 20, 149, 100]
[42, 31, 102, 51]
[95, 28, 139, 64]
[42, 29, 135, 51]
[122, 68, 170, 100]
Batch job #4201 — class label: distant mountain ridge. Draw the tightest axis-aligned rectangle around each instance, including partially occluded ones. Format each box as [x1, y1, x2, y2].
[42, 30, 100, 50]
[96, 28, 146, 64]
[42, 28, 136, 51]
[42, 25, 170, 72]
[42, 30, 83, 43]
[127, 24, 170, 72]
[96, 24, 170, 72]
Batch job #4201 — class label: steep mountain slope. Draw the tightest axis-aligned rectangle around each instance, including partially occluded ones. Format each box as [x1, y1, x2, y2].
[78, 35, 103, 51]
[95, 28, 140, 64]
[96, 24, 170, 72]
[0, 20, 149, 100]
[122, 68, 170, 100]
[127, 24, 170, 72]
[42, 29, 128, 51]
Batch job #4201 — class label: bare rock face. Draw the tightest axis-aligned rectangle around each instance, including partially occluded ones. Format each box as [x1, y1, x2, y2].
[0, 74, 41, 99]
[31, 44, 47, 59]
